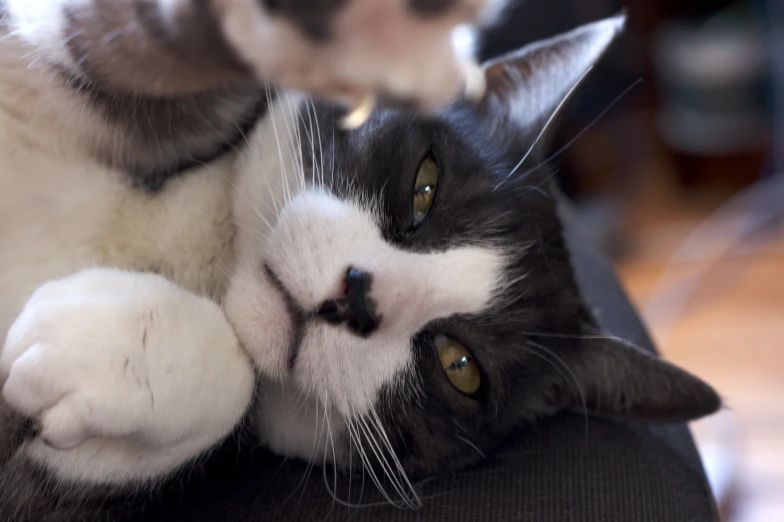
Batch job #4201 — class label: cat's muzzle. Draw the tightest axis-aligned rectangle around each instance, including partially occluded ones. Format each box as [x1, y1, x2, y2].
[316, 267, 381, 337]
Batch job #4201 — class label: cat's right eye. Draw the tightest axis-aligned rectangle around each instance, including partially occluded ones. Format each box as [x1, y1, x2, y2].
[435, 334, 481, 395]
[412, 155, 439, 226]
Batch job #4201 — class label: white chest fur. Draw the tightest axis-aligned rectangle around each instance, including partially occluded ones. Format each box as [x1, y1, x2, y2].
[0, 56, 238, 341]
[0, 48, 259, 485]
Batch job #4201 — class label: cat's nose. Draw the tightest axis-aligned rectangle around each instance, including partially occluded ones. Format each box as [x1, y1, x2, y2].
[316, 267, 380, 337]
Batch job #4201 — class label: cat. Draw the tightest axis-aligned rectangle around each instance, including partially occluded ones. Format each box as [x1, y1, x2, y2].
[2, 0, 504, 134]
[0, 0, 503, 193]
[0, 6, 721, 521]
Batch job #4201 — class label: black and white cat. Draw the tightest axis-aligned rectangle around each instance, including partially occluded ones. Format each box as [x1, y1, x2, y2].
[0, 3, 720, 520]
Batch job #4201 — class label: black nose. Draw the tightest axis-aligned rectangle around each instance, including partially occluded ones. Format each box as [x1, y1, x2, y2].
[317, 267, 381, 337]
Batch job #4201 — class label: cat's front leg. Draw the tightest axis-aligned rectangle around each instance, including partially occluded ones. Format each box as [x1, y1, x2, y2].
[0, 268, 255, 487]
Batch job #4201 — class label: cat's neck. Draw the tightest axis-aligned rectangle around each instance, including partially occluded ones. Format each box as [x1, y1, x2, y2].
[0, 32, 268, 191]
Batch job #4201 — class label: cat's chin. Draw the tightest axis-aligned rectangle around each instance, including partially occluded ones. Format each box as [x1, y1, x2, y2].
[224, 258, 295, 380]
[253, 376, 350, 467]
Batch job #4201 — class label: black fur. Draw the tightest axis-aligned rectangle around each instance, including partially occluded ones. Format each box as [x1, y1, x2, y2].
[294, 98, 720, 479]
[260, 0, 348, 42]
[408, 0, 457, 17]
[63, 77, 269, 192]
[0, 16, 720, 521]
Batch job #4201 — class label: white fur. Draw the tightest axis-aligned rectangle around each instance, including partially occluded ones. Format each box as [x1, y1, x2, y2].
[0, 3, 617, 489]
[255, 381, 350, 466]
[217, 0, 494, 109]
[225, 95, 504, 461]
[1, 269, 254, 484]
[4, 0, 502, 109]
[2, 0, 87, 73]
[234, 191, 503, 457]
[0, 51, 505, 478]
[0, 26, 249, 482]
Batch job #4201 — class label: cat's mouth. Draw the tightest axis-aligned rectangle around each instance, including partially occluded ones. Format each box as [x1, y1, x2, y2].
[262, 262, 382, 369]
[262, 264, 307, 368]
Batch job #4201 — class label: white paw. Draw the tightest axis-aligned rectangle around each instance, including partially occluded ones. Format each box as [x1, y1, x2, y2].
[0, 268, 255, 485]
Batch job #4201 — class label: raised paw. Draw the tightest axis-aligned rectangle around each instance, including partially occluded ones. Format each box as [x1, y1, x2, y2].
[0, 269, 254, 485]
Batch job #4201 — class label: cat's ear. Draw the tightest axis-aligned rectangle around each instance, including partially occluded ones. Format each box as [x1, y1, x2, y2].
[478, 14, 626, 131]
[563, 335, 722, 422]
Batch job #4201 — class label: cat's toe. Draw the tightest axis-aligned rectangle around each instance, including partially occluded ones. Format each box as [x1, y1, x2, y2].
[2, 339, 128, 459]
[36, 399, 92, 450]
[1, 344, 63, 419]
[1, 269, 255, 485]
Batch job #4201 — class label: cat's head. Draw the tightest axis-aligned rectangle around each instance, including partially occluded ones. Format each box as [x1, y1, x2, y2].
[215, 0, 507, 111]
[2, 0, 505, 111]
[224, 14, 721, 491]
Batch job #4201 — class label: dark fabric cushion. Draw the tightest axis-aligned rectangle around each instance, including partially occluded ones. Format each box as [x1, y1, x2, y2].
[131, 201, 719, 522]
[137, 416, 717, 522]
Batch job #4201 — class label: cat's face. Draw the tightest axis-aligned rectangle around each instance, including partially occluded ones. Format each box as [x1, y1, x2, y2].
[1, 0, 506, 186]
[225, 14, 721, 495]
[3, 0, 504, 110]
[217, 0, 505, 110]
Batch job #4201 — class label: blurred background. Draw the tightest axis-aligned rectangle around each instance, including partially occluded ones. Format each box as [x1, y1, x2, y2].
[482, 1, 783, 521]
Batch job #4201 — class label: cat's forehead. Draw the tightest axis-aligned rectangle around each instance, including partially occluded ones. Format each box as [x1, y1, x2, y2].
[264, 0, 499, 42]
[325, 103, 545, 198]
[289, 105, 563, 317]
[330, 102, 513, 169]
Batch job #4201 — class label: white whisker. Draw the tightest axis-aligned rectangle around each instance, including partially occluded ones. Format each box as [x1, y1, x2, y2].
[355, 413, 411, 508]
[512, 78, 643, 183]
[276, 88, 297, 205]
[494, 65, 595, 191]
[310, 98, 325, 190]
[264, 85, 286, 216]
[346, 410, 401, 508]
[369, 407, 421, 508]
[321, 399, 339, 515]
[454, 434, 486, 460]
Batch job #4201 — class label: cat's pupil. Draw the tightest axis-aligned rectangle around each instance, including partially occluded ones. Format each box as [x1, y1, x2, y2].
[436, 335, 481, 394]
[412, 156, 439, 225]
[414, 187, 434, 219]
[447, 355, 471, 373]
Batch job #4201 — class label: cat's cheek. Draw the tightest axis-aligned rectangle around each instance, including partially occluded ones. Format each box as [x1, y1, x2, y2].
[254, 379, 350, 465]
[292, 323, 413, 416]
[224, 260, 293, 380]
[366, 246, 505, 337]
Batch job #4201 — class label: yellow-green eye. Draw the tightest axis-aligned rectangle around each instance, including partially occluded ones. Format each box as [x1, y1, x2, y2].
[435, 334, 481, 395]
[413, 157, 438, 225]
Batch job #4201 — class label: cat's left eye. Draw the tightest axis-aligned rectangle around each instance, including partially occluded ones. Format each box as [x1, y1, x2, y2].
[413, 156, 438, 226]
[435, 334, 481, 395]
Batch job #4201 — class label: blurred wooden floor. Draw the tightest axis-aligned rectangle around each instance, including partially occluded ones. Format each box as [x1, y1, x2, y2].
[614, 195, 784, 522]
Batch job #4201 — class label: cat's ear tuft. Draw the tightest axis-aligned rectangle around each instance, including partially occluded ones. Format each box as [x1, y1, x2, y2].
[565, 335, 722, 423]
[479, 14, 626, 131]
